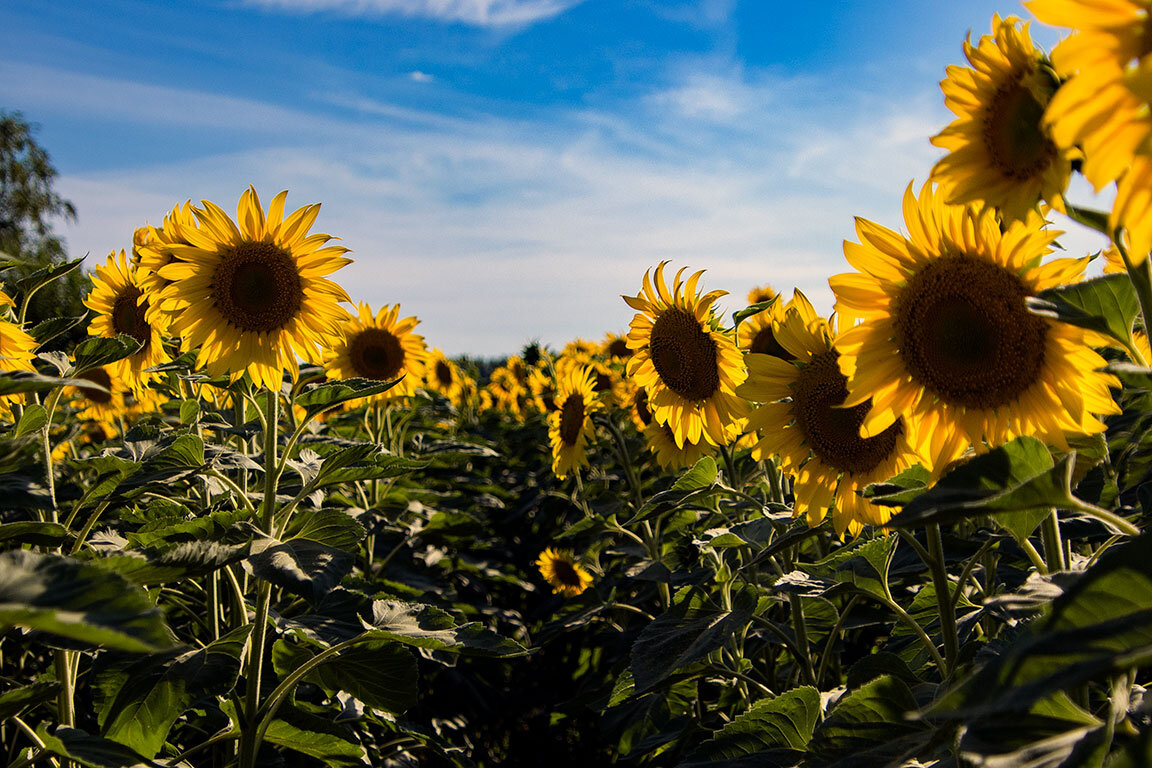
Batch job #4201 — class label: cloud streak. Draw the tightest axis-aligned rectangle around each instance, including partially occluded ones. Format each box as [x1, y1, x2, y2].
[241, 0, 583, 26]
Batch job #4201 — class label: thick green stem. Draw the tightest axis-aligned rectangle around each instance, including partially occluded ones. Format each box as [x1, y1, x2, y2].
[54, 650, 74, 732]
[788, 594, 817, 687]
[925, 525, 959, 677]
[1117, 234, 1152, 339]
[1041, 510, 1066, 572]
[239, 389, 280, 768]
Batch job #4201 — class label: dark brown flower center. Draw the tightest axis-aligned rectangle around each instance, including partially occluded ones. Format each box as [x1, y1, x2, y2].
[551, 558, 583, 588]
[749, 325, 794, 360]
[435, 360, 453, 387]
[594, 372, 613, 392]
[348, 328, 404, 381]
[211, 241, 302, 332]
[894, 255, 1047, 410]
[608, 338, 631, 359]
[111, 285, 151, 349]
[649, 308, 720, 401]
[634, 388, 652, 426]
[984, 73, 1056, 180]
[791, 349, 902, 476]
[77, 368, 114, 406]
[559, 393, 585, 446]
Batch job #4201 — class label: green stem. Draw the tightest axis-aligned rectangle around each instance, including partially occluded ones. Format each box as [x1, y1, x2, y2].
[239, 389, 280, 768]
[879, 594, 948, 680]
[68, 501, 111, 555]
[924, 525, 958, 676]
[1041, 510, 1066, 572]
[1069, 500, 1142, 537]
[816, 594, 860, 687]
[604, 415, 643, 509]
[788, 593, 818, 687]
[54, 651, 74, 729]
[1116, 234, 1152, 339]
[1020, 537, 1049, 574]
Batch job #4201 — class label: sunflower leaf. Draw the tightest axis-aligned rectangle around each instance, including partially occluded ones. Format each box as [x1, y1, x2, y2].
[808, 675, 930, 764]
[31, 313, 88, 346]
[35, 726, 166, 768]
[0, 370, 105, 396]
[69, 334, 142, 375]
[272, 637, 418, 714]
[296, 378, 403, 418]
[886, 437, 1075, 537]
[684, 686, 820, 764]
[1029, 273, 1140, 348]
[732, 296, 778, 330]
[261, 706, 371, 768]
[0, 551, 173, 653]
[13, 403, 46, 437]
[92, 625, 252, 759]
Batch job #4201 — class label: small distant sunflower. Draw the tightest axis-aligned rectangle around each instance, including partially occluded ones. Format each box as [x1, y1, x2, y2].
[424, 348, 463, 404]
[85, 250, 171, 392]
[600, 332, 632, 362]
[623, 262, 748, 447]
[737, 293, 921, 537]
[624, 380, 653, 432]
[528, 366, 559, 414]
[66, 367, 130, 427]
[644, 421, 713, 471]
[1025, 0, 1152, 259]
[326, 303, 428, 399]
[152, 187, 352, 391]
[548, 365, 601, 479]
[561, 338, 597, 362]
[829, 183, 1120, 471]
[747, 285, 778, 305]
[536, 547, 594, 597]
[737, 290, 792, 359]
[930, 15, 1071, 221]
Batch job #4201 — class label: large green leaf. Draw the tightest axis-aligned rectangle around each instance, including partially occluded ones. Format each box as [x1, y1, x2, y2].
[0, 551, 172, 653]
[0, 371, 106, 396]
[247, 536, 354, 604]
[630, 589, 755, 693]
[0, 680, 60, 721]
[92, 540, 249, 585]
[13, 403, 46, 437]
[31, 313, 88, 347]
[272, 637, 418, 713]
[295, 378, 402, 418]
[93, 625, 251, 759]
[808, 675, 929, 764]
[629, 457, 722, 524]
[0, 521, 71, 547]
[262, 706, 370, 767]
[362, 599, 527, 657]
[931, 532, 1152, 717]
[36, 726, 164, 768]
[70, 334, 142, 374]
[803, 535, 895, 602]
[685, 686, 820, 762]
[887, 437, 1074, 539]
[1030, 273, 1140, 348]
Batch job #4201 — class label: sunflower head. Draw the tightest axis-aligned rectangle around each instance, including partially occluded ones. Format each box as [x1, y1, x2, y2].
[600, 332, 632, 362]
[547, 364, 601, 478]
[737, 292, 921, 537]
[737, 290, 793, 359]
[830, 182, 1119, 470]
[623, 262, 748, 448]
[746, 284, 778, 305]
[930, 15, 1071, 221]
[85, 250, 171, 393]
[424, 348, 464, 404]
[151, 188, 352, 391]
[536, 547, 594, 598]
[326, 303, 428, 400]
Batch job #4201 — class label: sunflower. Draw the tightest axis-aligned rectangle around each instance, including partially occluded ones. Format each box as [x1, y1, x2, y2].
[746, 284, 777, 305]
[0, 290, 38, 419]
[84, 250, 171, 392]
[623, 262, 748, 447]
[325, 303, 427, 400]
[547, 365, 601, 479]
[1026, 0, 1152, 258]
[424, 348, 463, 404]
[536, 547, 594, 597]
[623, 379, 653, 432]
[930, 15, 1072, 221]
[528, 365, 559, 414]
[65, 366, 130, 427]
[829, 182, 1120, 471]
[561, 338, 597, 362]
[150, 187, 352, 391]
[644, 421, 714, 471]
[737, 290, 792, 359]
[600, 332, 632, 362]
[135, 201, 199, 303]
[737, 292, 921, 536]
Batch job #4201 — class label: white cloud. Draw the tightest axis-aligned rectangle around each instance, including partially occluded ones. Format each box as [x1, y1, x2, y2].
[16, 60, 1111, 357]
[242, 0, 583, 26]
[409, 70, 435, 83]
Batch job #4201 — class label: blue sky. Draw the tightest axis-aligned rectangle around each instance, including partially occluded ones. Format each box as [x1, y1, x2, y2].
[0, 0, 1110, 356]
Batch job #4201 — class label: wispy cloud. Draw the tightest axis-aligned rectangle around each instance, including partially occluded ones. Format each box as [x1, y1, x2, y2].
[241, 0, 583, 26]
[12, 57, 1113, 356]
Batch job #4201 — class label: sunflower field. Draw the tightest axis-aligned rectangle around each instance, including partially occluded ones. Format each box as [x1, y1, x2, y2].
[4, 4, 1152, 767]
